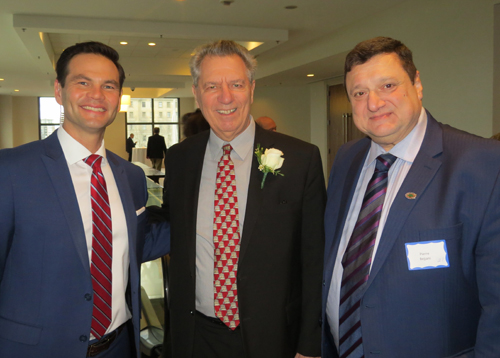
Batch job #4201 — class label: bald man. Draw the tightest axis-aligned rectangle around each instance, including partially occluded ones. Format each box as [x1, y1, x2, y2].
[255, 116, 277, 131]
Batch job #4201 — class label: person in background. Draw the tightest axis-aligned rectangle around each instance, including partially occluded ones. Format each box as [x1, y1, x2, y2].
[126, 133, 136, 161]
[0, 41, 169, 358]
[322, 36, 500, 358]
[146, 127, 167, 170]
[162, 40, 325, 358]
[255, 116, 277, 131]
[182, 108, 210, 138]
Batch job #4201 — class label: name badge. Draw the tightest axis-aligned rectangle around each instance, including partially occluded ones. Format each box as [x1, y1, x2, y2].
[405, 240, 449, 270]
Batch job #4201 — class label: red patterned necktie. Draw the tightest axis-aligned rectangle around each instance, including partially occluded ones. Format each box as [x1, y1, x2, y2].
[84, 154, 113, 339]
[338, 154, 397, 358]
[213, 144, 240, 329]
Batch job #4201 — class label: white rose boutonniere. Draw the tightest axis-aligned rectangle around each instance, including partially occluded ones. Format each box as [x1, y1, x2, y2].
[254, 144, 284, 189]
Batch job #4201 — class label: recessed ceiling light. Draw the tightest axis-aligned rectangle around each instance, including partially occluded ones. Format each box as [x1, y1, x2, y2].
[285, 5, 297, 10]
[14, 89, 20, 92]
[148, 42, 156, 46]
[120, 41, 128, 45]
[307, 74, 315, 77]
[0, 78, 4, 81]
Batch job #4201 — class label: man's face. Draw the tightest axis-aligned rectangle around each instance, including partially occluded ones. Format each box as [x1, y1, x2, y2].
[130, 134, 134, 139]
[192, 54, 255, 142]
[55, 53, 121, 138]
[346, 53, 423, 150]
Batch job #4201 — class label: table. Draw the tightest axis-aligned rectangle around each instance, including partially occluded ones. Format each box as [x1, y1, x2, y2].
[133, 162, 165, 184]
[131, 147, 152, 167]
[146, 178, 163, 207]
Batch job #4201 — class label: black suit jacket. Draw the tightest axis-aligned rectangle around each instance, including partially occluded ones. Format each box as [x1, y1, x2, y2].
[147, 134, 167, 159]
[163, 125, 326, 357]
[126, 136, 136, 154]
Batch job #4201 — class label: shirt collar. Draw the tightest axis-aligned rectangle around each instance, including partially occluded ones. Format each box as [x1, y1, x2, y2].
[366, 107, 427, 167]
[208, 116, 255, 161]
[57, 125, 107, 166]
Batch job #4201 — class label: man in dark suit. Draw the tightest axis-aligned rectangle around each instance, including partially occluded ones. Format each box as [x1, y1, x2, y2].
[322, 36, 500, 358]
[146, 127, 167, 170]
[126, 133, 136, 161]
[163, 40, 326, 358]
[0, 41, 169, 358]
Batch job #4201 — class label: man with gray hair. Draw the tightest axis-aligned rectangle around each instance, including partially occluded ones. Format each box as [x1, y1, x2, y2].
[162, 40, 326, 357]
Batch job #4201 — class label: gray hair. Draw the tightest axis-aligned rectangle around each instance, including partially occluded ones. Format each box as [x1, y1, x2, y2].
[189, 40, 257, 87]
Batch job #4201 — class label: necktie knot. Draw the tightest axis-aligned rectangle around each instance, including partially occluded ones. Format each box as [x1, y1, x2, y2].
[84, 154, 103, 171]
[375, 153, 397, 173]
[222, 144, 232, 157]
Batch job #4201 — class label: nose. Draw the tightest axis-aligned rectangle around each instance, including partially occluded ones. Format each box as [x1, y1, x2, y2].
[218, 83, 234, 104]
[367, 91, 385, 112]
[88, 85, 105, 100]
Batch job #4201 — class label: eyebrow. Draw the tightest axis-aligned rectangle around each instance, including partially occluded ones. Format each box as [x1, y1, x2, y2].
[70, 74, 119, 87]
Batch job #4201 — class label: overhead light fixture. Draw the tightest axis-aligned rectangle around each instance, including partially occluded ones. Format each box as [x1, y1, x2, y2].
[148, 42, 156, 46]
[220, 0, 234, 5]
[0, 78, 4, 81]
[285, 5, 298, 9]
[14, 89, 20, 92]
[120, 94, 131, 112]
[307, 74, 315, 77]
[120, 41, 128, 45]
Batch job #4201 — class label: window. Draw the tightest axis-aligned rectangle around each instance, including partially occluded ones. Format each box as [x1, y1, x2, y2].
[39, 97, 64, 140]
[126, 98, 180, 148]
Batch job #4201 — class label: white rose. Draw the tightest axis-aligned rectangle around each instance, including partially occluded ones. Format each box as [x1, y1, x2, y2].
[261, 148, 284, 170]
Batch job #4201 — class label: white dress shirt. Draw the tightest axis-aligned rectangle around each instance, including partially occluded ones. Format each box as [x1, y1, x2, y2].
[57, 126, 131, 338]
[195, 119, 255, 317]
[326, 107, 428, 349]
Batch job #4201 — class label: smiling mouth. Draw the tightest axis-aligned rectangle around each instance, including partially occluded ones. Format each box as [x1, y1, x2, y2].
[217, 108, 236, 115]
[82, 105, 105, 112]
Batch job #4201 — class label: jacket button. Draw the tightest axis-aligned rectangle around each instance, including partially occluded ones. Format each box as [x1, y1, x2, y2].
[323, 280, 326, 286]
[79, 335, 88, 342]
[84, 293, 92, 301]
[190, 311, 194, 315]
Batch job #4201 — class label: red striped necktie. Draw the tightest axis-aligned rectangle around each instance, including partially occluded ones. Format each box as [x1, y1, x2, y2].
[84, 154, 113, 339]
[338, 153, 397, 358]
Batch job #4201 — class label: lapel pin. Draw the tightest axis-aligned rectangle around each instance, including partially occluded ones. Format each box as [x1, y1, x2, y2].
[405, 192, 417, 200]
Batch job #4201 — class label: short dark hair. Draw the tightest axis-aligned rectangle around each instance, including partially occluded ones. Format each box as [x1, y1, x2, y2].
[344, 37, 417, 87]
[56, 41, 125, 89]
[153, 127, 160, 135]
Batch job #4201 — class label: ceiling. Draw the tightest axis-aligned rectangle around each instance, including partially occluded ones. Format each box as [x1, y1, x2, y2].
[0, 0, 409, 98]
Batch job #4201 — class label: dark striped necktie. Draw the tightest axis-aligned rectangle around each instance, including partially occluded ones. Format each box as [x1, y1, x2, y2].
[84, 154, 113, 339]
[338, 153, 397, 358]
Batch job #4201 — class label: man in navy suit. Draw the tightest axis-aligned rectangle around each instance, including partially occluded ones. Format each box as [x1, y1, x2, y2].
[0, 42, 169, 357]
[322, 37, 500, 358]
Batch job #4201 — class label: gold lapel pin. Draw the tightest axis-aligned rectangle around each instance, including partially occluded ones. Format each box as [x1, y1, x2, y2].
[405, 192, 417, 200]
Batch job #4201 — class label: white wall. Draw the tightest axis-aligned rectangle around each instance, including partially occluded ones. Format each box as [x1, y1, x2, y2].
[251, 85, 311, 142]
[0, 95, 13, 149]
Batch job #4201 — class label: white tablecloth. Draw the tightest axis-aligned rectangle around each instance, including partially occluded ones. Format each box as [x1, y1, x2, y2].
[131, 147, 152, 167]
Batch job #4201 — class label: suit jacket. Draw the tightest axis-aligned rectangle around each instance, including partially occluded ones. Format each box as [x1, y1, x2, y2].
[147, 134, 167, 159]
[0, 131, 170, 358]
[126, 136, 136, 154]
[322, 111, 500, 358]
[164, 124, 326, 357]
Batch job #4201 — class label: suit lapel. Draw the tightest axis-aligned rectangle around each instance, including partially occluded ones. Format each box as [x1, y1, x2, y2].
[41, 132, 89, 271]
[324, 142, 370, 275]
[238, 126, 271, 265]
[366, 113, 443, 288]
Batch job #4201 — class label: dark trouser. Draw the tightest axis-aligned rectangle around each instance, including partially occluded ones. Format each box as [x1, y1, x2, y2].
[88, 321, 133, 358]
[193, 311, 246, 358]
[127, 152, 132, 162]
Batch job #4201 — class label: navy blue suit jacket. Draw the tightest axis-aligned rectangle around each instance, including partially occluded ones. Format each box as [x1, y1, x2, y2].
[0, 131, 169, 358]
[322, 112, 500, 358]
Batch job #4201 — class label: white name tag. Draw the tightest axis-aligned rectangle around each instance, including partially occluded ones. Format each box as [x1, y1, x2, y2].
[405, 240, 450, 270]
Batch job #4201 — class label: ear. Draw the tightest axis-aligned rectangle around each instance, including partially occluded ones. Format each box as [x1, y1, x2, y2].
[192, 84, 200, 108]
[414, 71, 423, 101]
[250, 80, 256, 104]
[54, 80, 63, 105]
